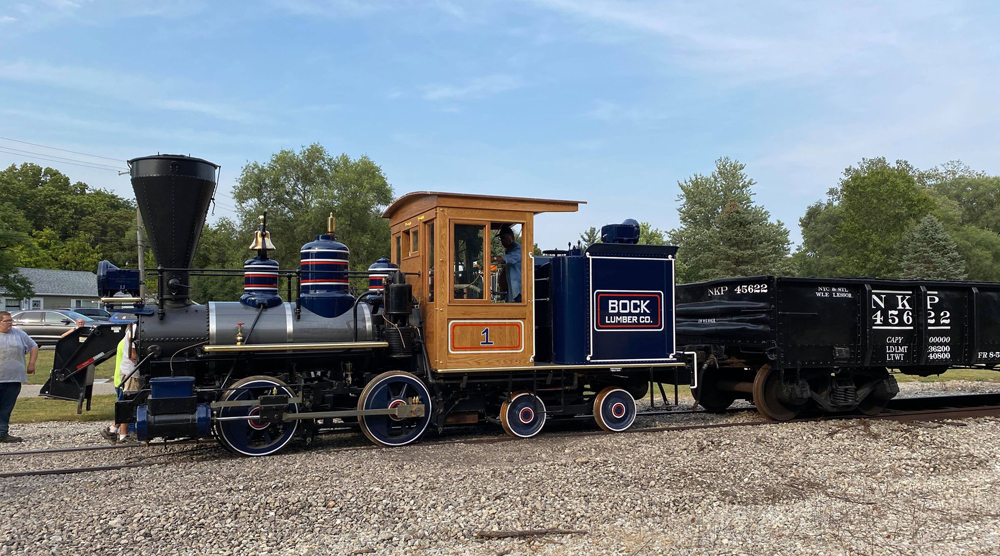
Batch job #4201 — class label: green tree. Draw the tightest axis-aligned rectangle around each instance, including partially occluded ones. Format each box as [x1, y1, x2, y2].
[948, 225, 1000, 281]
[835, 158, 934, 277]
[792, 192, 843, 277]
[638, 222, 666, 245]
[232, 144, 394, 280]
[797, 159, 998, 280]
[919, 161, 999, 230]
[919, 161, 1000, 281]
[0, 163, 135, 272]
[13, 228, 103, 272]
[0, 202, 33, 299]
[190, 219, 245, 303]
[669, 157, 792, 282]
[579, 226, 600, 248]
[897, 216, 967, 280]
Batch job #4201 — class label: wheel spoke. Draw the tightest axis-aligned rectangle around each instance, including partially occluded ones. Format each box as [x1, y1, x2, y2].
[358, 372, 432, 447]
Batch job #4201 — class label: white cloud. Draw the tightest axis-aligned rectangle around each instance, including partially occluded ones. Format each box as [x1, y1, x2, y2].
[422, 74, 524, 101]
[586, 100, 677, 126]
[265, 0, 384, 18]
[0, 15, 16, 23]
[756, 79, 1000, 181]
[390, 132, 434, 149]
[0, 107, 289, 147]
[521, 0, 976, 84]
[432, 1, 467, 21]
[0, 60, 257, 123]
[3, 0, 205, 34]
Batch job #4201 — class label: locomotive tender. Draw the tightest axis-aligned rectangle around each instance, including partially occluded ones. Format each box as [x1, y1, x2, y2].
[42, 154, 685, 456]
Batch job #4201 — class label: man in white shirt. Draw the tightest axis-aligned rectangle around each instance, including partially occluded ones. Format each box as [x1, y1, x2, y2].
[0, 311, 39, 443]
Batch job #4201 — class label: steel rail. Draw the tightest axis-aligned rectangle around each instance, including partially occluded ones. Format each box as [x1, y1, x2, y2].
[0, 462, 159, 478]
[4, 394, 999, 477]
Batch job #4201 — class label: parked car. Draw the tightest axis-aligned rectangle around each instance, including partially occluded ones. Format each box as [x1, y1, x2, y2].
[57, 307, 111, 321]
[11, 310, 96, 346]
[109, 312, 138, 324]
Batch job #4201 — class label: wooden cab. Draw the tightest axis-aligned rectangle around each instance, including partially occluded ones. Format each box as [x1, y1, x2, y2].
[383, 192, 580, 371]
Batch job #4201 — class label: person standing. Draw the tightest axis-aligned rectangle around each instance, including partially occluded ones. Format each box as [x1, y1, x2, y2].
[492, 225, 522, 303]
[0, 311, 39, 443]
[101, 323, 138, 444]
[60, 318, 86, 338]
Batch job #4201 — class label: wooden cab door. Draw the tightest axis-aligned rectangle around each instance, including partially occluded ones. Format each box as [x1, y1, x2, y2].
[434, 209, 534, 371]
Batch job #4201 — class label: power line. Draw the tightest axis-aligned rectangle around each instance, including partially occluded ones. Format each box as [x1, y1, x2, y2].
[211, 202, 240, 212]
[0, 136, 244, 210]
[0, 147, 125, 173]
[0, 145, 126, 171]
[0, 136, 127, 163]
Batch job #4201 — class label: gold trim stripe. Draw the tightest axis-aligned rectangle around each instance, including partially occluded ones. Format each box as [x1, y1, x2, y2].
[203, 341, 389, 353]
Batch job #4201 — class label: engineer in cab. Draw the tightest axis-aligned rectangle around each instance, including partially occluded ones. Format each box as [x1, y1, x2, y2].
[492, 224, 522, 303]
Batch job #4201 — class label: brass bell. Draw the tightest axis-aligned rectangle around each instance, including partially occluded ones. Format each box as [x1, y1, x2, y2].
[248, 215, 276, 250]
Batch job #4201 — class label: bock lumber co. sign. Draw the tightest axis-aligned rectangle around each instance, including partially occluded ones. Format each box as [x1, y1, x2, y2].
[593, 290, 663, 331]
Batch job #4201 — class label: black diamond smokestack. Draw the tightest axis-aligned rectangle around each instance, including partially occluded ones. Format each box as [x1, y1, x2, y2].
[129, 154, 219, 307]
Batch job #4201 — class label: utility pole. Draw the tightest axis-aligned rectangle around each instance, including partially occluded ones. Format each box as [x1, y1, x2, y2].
[137, 207, 146, 300]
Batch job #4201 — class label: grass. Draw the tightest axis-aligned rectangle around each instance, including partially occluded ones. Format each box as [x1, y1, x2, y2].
[27, 348, 115, 386]
[11, 394, 116, 424]
[892, 368, 1000, 383]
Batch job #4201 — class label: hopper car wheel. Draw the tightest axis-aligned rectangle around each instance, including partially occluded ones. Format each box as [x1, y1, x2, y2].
[857, 394, 889, 416]
[752, 365, 802, 422]
[216, 376, 298, 457]
[593, 387, 637, 432]
[357, 371, 433, 447]
[500, 391, 546, 439]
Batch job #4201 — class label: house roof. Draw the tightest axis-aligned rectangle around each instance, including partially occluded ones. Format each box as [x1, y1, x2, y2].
[1, 268, 99, 297]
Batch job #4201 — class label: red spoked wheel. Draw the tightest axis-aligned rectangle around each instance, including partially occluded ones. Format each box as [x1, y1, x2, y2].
[357, 371, 433, 447]
[215, 375, 299, 457]
[593, 387, 637, 432]
[500, 391, 546, 439]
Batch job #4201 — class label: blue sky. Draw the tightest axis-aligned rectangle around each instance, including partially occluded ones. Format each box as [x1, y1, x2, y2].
[2, 0, 999, 250]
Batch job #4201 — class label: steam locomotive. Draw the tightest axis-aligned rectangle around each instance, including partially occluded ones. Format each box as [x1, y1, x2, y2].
[42, 154, 1000, 456]
[43, 154, 685, 456]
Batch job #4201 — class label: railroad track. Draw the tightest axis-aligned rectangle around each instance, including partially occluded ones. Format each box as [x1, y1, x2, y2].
[3, 393, 999, 479]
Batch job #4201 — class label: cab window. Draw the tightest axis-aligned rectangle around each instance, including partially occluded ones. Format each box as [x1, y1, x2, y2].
[452, 224, 485, 300]
[490, 222, 524, 304]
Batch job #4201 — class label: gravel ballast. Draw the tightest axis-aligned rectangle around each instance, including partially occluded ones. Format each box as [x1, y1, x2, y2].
[2, 380, 999, 555]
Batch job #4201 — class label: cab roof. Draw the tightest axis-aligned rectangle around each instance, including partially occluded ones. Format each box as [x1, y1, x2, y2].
[382, 191, 583, 221]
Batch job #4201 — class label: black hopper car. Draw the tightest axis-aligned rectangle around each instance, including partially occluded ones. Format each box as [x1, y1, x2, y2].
[677, 276, 1000, 420]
